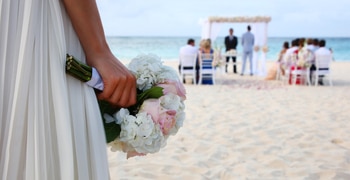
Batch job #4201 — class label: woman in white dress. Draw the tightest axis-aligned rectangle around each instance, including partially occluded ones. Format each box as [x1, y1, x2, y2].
[0, 0, 136, 179]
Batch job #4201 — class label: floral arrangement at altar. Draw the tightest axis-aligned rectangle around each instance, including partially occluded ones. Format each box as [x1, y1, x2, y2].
[254, 46, 260, 52]
[212, 47, 223, 67]
[226, 49, 237, 56]
[262, 45, 269, 53]
[66, 54, 186, 158]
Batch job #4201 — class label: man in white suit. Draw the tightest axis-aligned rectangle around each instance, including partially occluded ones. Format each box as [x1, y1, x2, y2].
[241, 25, 255, 76]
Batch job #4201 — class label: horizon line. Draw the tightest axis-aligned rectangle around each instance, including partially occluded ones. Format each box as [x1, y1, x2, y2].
[106, 35, 350, 39]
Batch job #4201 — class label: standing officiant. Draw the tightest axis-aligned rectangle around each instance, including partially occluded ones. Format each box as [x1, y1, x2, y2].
[224, 28, 238, 73]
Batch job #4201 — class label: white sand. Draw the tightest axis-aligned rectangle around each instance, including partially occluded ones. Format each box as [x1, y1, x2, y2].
[108, 61, 350, 179]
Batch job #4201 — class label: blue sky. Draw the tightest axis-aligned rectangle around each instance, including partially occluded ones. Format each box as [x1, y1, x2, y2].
[97, 0, 350, 37]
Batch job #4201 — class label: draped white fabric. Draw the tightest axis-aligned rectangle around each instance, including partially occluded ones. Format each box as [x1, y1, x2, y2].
[209, 23, 222, 41]
[199, 19, 222, 41]
[251, 23, 267, 46]
[251, 23, 268, 76]
[199, 18, 211, 40]
[0, 0, 109, 179]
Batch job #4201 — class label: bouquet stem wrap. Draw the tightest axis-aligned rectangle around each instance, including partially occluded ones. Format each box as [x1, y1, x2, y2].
[66, 54, 104, 91]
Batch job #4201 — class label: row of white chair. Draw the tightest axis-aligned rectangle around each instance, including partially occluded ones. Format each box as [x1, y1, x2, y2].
[278, 53, 333, 86]
[179, 53, 216, 85]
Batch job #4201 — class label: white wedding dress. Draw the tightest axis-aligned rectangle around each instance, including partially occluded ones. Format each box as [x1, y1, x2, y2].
[0, 0, 110, 179]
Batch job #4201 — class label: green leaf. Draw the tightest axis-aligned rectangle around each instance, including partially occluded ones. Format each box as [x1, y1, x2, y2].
[99, 100, 121, 143]
[137, 86, 164, 103]
[103, 120, 121, 143]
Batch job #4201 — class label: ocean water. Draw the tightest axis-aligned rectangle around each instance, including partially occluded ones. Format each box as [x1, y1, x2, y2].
[106, 36, 350, 61]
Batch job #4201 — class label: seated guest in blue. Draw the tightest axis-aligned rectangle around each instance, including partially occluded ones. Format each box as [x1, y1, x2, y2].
[199, 39, 214, 85]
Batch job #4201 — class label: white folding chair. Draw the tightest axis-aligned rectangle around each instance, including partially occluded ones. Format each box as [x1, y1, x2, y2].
[281, 53, 310, 85]
[198, 53, 215, 85]
[179, 53, 198, 84]
[291, 52, 311, 86]
[311, 54, 333, 86]
[279, 53, 295, 84]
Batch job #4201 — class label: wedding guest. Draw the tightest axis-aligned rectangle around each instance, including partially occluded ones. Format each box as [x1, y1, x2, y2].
[314, 40, 330, 58]
[200, 39, 214, 56]
[199, 39, 214, 84]
[224, 28, 238, 73]
[299, 38, 306, 50]
[241, 25, 255, 76]
[1, 0, 137, 179]
[265, 41, 289, 80]
[179, 38, 199, 83]
[200, 39, 214, 53]
[305, 38, 316, 64]
[285, 39, 299, 55]
[284, 39, 301, 84]
[306, 38, 316, 52]
[312, 38, 320, 52]
[278, 41, 290, 62]
[311, 39, 331, 85]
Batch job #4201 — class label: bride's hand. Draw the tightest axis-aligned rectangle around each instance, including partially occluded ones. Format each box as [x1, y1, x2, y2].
[87, 53, 137, 108]
[62, 0, 136, 107]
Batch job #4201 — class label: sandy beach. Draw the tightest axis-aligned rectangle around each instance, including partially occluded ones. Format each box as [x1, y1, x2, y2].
[108, 61, 350, 179]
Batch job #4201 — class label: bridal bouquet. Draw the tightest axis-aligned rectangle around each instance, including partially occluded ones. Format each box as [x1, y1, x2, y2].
[66, 54, 186, 158]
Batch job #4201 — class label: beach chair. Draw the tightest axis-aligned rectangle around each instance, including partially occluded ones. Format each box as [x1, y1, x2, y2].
[179, 53, 198, 84]
[198, 53, 215, 85]
[311, 54, 333, 86]
[279, 53, 294, 84]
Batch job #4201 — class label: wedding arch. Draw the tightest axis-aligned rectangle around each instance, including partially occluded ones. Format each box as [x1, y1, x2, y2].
[199, 16, 272, 76]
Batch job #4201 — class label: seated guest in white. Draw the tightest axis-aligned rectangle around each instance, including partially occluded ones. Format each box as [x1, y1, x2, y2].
[306, 38, 316, 52]
[285, 39, 299, 55]
[179, 38, 199, 83]
[312, 38, 320, 52]
[311, 39, 331, 85]
[315, 40, 331, 56]
[282, 39, 299, 68]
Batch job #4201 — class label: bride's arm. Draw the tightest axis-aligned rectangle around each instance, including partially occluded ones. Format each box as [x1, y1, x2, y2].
[62, 0, 136, 108]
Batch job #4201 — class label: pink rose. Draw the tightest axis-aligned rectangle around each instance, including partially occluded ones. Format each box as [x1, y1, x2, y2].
[156, 80, 186, 100]
[157, 109, 176, 135]
[139, 99, 176, 135]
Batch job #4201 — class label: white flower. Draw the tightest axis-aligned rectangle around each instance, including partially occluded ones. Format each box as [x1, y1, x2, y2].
[159, 94, 185, 136]
[160, 94, 183, 111]
[156, 66, 180, 83]
[115, 108, 130, 124]
[128, 54, 164, 91]
[168, 110, 185, 136]
[106, 54, 187, 157]
[117, 112, 165, 154]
